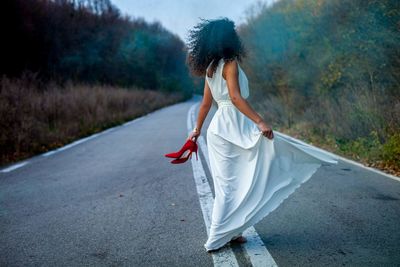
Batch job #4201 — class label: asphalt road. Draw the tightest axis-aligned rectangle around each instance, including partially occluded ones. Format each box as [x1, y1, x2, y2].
[1, 96, 400, 266]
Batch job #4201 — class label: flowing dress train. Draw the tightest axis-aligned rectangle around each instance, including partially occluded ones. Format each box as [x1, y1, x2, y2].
[204, 58, 338, 251]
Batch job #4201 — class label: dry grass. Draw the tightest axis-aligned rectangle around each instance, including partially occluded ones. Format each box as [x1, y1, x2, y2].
[0, 75, 187, 166]
[251, 83, 400, 177]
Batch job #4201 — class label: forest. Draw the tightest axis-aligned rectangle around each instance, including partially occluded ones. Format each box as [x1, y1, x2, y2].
[2, 0, 194, 92]
[1, 0, 399, 174]
[239, 0, 399, 173]
[0, 0, 195, 165]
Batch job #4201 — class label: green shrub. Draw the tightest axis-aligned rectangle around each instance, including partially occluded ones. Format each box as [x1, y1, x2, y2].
[382, 133, 400, 167]
[336, 131, 382, 161]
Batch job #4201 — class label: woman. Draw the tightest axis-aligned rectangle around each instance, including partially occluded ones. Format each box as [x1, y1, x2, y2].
[185, 17, 338, 252]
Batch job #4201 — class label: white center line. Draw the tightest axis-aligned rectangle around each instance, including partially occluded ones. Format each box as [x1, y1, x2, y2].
[190, 102, 278, 267]
[187, 103, 240, 267]
[197, 135, 278, 267]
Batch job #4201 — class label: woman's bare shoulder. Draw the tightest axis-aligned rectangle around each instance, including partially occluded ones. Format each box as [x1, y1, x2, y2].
[222, 58, 239, 79]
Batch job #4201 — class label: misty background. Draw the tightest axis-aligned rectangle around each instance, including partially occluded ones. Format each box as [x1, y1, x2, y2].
[112, 0, 278, 40]
[0, 0, 399, 176]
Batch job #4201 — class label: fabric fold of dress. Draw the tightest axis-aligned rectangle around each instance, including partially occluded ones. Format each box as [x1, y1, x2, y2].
[204, 58, 339, 251]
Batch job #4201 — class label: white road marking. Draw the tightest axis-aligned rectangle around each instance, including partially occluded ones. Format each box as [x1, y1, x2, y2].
[38, 115, 143, 157]
[187, 103, 240, 267]
[192, 97, 399, 266]
[100, 128, 115, 134]
[275, 131, 400, 183]
[123, 117, 144, 126]
[0, 161, 29, 173]
[42, 133, 100, 157]
[1, 114, 146, 173]
[242, 227, 278, 267]
[194, 106, 278, 267]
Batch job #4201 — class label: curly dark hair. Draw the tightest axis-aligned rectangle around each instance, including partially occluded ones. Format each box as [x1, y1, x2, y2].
[185, 17, 247, 77]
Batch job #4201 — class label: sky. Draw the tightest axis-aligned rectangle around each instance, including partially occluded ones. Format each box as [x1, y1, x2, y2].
[111, 0, 277, 42]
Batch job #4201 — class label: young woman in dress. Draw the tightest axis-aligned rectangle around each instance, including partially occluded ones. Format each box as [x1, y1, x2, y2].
[185, 17, 338, 252]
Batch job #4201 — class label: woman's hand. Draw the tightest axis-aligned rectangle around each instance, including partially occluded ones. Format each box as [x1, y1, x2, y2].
[257, 121, 274, 139]
[187, 128, 201, 141]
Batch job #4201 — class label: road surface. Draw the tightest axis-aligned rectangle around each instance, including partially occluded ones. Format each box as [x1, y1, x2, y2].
[1, 96, 400, 266]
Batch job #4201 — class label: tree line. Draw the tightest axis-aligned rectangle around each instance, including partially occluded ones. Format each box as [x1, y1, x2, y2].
[0, 0, 193, 165]
[1, 0, 194, 95]
[239, 0, 399, 170]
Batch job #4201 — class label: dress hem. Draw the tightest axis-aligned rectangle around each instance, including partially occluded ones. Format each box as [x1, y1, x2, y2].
[204, 162, 324, 252]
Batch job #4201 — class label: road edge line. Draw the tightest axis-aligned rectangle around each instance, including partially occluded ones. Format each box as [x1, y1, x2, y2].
[0, 97, 189, 173]
[274, 131, 400, 182]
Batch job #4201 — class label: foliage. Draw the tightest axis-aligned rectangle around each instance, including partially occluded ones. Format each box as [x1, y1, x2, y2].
[0, 74, 187, 165]
[382, 133, 400, 166]
[239, 0, 400, 169]
[336, 131, 382, 161]
[1, 0, 194, 96]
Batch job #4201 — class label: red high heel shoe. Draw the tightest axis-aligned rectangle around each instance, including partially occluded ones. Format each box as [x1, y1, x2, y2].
[170, 145, 198, 164]
[165, 138, 198, 164]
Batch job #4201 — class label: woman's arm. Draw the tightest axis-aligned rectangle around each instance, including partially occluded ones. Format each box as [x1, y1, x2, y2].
[224, 59, 274, 139]
[187, 77, 213, 140]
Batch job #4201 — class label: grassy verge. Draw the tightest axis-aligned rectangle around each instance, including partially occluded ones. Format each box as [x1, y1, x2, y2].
[0, 76, 189, 166]
[275, 123, 400, 177]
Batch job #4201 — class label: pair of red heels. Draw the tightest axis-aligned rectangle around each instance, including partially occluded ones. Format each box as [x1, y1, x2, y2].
[165, 138, 198, 164]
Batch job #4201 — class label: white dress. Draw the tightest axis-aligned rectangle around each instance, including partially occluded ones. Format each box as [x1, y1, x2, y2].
[204, 58, 338, 251]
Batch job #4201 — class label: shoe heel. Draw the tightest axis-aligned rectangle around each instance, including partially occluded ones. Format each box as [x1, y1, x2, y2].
[194, 143, 198, 161]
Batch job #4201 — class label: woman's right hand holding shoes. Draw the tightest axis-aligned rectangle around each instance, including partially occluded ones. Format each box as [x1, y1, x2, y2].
[257, 121, 274, 139]
[187, 127, 201, 141]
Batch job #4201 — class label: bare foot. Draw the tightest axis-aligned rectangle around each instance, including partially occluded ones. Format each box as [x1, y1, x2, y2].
[230, 236, 247, 244]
